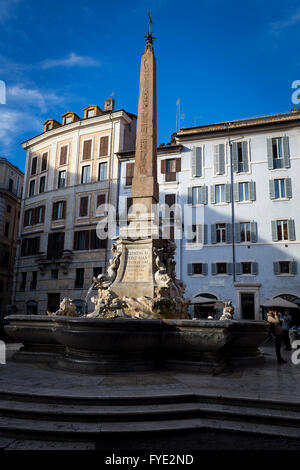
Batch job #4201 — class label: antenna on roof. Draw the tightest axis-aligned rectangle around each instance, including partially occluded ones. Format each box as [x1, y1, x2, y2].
[176, 98, 181, 131]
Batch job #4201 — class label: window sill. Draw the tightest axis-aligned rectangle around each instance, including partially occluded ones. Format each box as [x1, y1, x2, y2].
[276, 273, 295, 277]
[213, 202, 229, 206]
[189, 274, 206, 277]
[236, 200, 253, 204]
[271, 198, 290, 202]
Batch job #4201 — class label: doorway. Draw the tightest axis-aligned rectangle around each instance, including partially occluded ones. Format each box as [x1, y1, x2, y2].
[240, 293, 255, 320]
[47, 293, 60, 313]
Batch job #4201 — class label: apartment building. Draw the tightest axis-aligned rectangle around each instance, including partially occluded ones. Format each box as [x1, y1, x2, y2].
[118, 111, 300, 320]
[14, 98, 136, 314]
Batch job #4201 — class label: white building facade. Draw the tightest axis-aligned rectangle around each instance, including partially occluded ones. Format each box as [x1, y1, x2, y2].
[118, 112, 300, 320]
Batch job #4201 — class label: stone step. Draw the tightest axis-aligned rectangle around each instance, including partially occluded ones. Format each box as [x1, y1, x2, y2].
[0, 414, 300, 441]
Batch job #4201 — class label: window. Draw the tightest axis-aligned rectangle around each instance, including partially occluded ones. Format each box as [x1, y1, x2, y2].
[269, 178, 292, 200]
[213, 144, 225, 175]
[274, 261, 297, 275]
[31, 156, 37, 175]
[29, 180, 35, 197]
[236, 262, 258, 276]
[47, 232, 65, 259]
[51, 269, 58, 280]
[186, 224, 207, 244]
[20, 272, 27, 291]
[215, 184, 226, 203]
[79, 196, 89, 217]
[52, 201, 66, 220]
[126, 162, 134, 186]
[59, 146, 68, 166]
[267, 137, 290, 170]
[272, 219, 296, 241]
[232, 141, 249, 173]
[39, 176, 46, 193]
[41, 153, 48, 171]
[187, 263, 208, 275]
[99, 136, 109, 157]
[75, 268, 84, 288]
[31, 271, 37, 290]
[0, 249, 9, 268]
[65, 115, 72, 124]
[93, 267, 103, 277]
[277, 220, 288, 241]
[161, 158, 181, 182]
[21, 237, 40, 256]
[24, 206, 45, 226]
[4, 222, 9, 237]
[96, 194, 106, 216]
[217, 263, 227, 274]
[240, 222, 251, 242]
[8, 179, 13, 192]
[81, 165, 91, 184]
[46, 123, 52, 131]
[191, 147, 203, 177]
[74, 230, 90, 250]
[212, 262, 232, 275]
[98, 162, 107, 181]
[239, 182, 249, 201]
[87, 109, 95, 118]
[7, 204, 11, 214]
[37, 206, 45, 224]
[58, 170, 66, 188]
[188, 186, 206, 205]
[83, 139, 92, 160]
[216, 223, 226, 243]
[165, 194, 176, 221]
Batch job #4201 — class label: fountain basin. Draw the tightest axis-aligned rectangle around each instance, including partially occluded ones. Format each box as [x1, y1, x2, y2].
[4, 315, 267, 373]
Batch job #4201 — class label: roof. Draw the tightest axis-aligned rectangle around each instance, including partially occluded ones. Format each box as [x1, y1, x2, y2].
[0, 157, 24, 175]
[117, 144, 182, 160]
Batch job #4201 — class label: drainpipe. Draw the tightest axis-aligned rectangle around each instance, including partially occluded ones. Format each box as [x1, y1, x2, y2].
[228, 137, 236, 283]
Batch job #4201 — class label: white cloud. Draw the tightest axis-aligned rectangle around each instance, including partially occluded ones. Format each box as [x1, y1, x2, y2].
[7, 85, 64, 112]
[0, 108, 41, 149]
[40, 52, 100, 69]
[270, 8, 300, 34]
[0, 0, 21, 24]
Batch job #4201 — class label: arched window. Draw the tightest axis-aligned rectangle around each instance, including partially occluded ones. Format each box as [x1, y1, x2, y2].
[274, 294, 300, 306]
[26, 300, 38, 315]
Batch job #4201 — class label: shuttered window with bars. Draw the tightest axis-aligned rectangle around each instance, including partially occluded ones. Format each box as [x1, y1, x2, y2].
[213, 144, 225, 175]
[52, 201, 66, 220]
[161, 158, 181, 182]
[269, 178, 292, 200]
[232, 141, 249, 173]
[99, 136, 109, 157]
[31, 156, 37, 176]
[47, 232, 65, 260]
[24, 206, 45, 227]
[59, 146, 68, 166]
[267, 137, 290, 169]
[79, 196, 89, 217]
[41, 152, 48, 172]
[21, 237, 40, 256]
[74, 229, 108, 251]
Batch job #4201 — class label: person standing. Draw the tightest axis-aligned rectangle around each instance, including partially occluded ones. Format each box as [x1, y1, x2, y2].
[281, 310, 292, 351]
[267, 309, 286, 364]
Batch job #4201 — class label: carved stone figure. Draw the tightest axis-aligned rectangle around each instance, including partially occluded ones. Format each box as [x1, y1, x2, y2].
[53, 298, 78, 317]
[220, 300, 234, 321]
[92, 244, 121, 290]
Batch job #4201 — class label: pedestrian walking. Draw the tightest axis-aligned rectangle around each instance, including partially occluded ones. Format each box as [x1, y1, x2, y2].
[267, 308, 287, 364]
[281, 310, 292, 351]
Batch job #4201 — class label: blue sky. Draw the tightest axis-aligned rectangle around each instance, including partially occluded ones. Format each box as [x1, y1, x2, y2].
[1, 0, 300, 171]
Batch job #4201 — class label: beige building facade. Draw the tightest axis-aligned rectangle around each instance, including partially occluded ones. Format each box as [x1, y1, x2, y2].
[0, 158, 23, 316]
[13, 99, 136, 314]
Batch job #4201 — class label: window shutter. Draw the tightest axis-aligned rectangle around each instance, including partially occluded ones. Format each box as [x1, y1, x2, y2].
[99, 136, 109, 157]
[24, 210, 29, 227]
[234, 183, 239, 202]
[192, 147, 202, 177]
[31, 157, 37, 175]
[83, 140, 92, 160]
[47, 233, 54, 259]
[187, 187, 193, 205]
[211, 224, 217, 244]
[73, 231, 78, 250]
[41, 153, 48, 171]
[41, 205, 45, 223]
[210, 185, 216, 204]
[286, 178, 292, 199]
[225, 183, 231, 203]
[250, 221, 257, 243]
[242, 141, 249, 172]
[269, 180, 275, 200]
[236, 262, 242, 275]
[191, 148, 196, 176]
[273, 261, 280, 275]
[234, 223, 241, 243]
[267, 138, 274, 169]
[251, 262, 258, 275]
[271, 221, 278, 241]
[211, 263, 217, 276]
[97, 193, 106, 209]
[282, 136, 290, 168]
[202, 263, 208, 276]
[161, 159, 167, 174]
[232, 142, 239, 172]
[288, 219, 296, 241]
[291, 261, 297, 275]
[201, 185, 207, 205]
[126, 162, 134, 185]
[176, 158, 181, 172]
[90, 229, 96, 250]
[58, 232, 65, 257]
[249, 181, 255, 201]
[187, 264, 193, 275]
[197, 225, 207, 245]
[52, 202, 58, 220]
[226, 223, 232, 243]
[79, 196, 88, 217]
[213, 145, 219, 174]
[60, 146, 67, 165]
[62, 201, 66, 219]
[219, 144, 225, 174]
[227, 263, 233, 275]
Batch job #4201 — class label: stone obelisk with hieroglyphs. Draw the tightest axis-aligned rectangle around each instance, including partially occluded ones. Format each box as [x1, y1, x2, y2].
[89, 19, 187, 318]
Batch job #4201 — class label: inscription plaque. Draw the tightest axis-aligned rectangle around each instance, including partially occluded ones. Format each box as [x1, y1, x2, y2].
[122, 248, 151, 283]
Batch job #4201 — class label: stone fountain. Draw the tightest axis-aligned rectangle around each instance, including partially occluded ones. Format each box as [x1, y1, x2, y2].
[5, 28, 267, 373]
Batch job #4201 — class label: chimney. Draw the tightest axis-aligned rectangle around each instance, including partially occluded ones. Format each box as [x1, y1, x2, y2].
[104, 97, 115, 112]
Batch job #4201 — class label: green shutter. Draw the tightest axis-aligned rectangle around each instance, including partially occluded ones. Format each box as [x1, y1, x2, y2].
[225, 183, 231, 203]
[291, 261, 297, 275]
[234, 183, 239, 202]
[202, 263, 208, 276]
[187, 187, 193, 205]
[227, 263, 233, 275]
[213, 145, 219, 174]
[210, 185, 216, 204]
[242, 141, 249, 172]
[269, 180, 275, 200]
[282, 136, 290, 168]
[251, 262, 258, 275]
[211, 224, 217, 244]
[232, 142, 239, 172]
[235, 262, 242, 275]
[286, 178, 292, 199]
[250, 221, 257, 243]
[267, 138, 274, 169]
[191, 148, 196, 177]
[211, 263, 217, 275]
[219, 144, 225, 174]
[195, 147, 202, 177]
[201, 185, 207, 205]
[234, 223, 241, 243]
[249, 181, 255, 201]
[187, 264, 193, 275]
[226, 223, 232, 243]
[271, 221, 278, 241]
[273, 262, 280, 275]
[288, 219, 296, 241]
